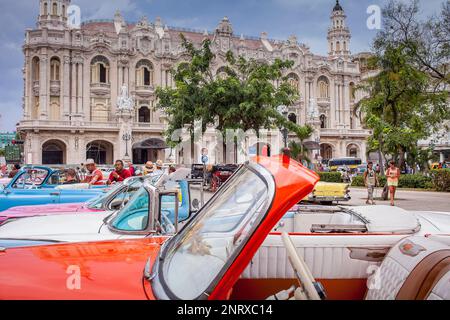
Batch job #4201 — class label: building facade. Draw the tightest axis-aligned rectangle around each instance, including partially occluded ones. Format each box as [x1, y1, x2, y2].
[18, 0, 371, 165]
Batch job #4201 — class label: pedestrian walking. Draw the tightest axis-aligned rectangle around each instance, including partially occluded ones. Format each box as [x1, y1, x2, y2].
[386, 161, 400, 206]
[364, 162, 379, 205]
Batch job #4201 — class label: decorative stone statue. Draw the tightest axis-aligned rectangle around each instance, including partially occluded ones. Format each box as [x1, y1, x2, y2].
[117, 85, 134, 111]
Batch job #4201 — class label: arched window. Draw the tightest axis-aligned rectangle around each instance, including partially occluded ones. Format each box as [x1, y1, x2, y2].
[336, 41, 341, 52]
[136, 60, 154, 86]
[138, 106, 151, 123]
[287, 73, 299, 92]
[42, 140, 66, 165]
[288, 113, 297, 124]
[330, 42, 334, 52]
[347, 144, 359, 158]
[320, 144, 333, 161]
[86, 141, 114, 165]
[32, 57, 40, 82]
[320, 114, 327, 129]
[62, 5, 66, 17]
[43, 2, 48, 15]
[52, 2, 58, 15]
[50, 57, 60, 81]
[216, 66, 228, 80]
[91, 56, 110, 84]
[317, 76, 329, 99]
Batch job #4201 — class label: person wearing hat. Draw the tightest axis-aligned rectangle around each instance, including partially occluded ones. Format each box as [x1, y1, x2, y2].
[154, 160, 164, 176]
[143, 161, 155, 176]
[82, 159, 103, 185]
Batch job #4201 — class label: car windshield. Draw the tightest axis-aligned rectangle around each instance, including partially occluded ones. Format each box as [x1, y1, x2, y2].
[12, 169, 49, 188]
[110, 187, 150, 231]
[86, 183, 123, 210]
[156, 164, 274, 300]
[87, 176, 162, 210]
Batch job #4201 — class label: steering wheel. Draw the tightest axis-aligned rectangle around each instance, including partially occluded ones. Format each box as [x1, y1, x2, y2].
[281, 232, 323, 300]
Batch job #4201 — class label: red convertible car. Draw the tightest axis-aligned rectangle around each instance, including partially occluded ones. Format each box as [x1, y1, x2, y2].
[0, 155, 319, 300]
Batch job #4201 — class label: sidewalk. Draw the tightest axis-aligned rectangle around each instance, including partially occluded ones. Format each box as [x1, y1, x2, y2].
[346, 187, 450, 212]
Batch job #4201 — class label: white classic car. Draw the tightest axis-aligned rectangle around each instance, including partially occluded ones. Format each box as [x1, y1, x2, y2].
[232, 205, 450, 300]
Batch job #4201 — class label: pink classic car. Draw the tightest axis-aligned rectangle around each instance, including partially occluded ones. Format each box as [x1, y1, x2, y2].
[0, 176, 154, 225]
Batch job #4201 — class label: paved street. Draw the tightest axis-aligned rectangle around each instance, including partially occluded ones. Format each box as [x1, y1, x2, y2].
[194, 186, 450, 212]
[345, 187, 450, 212]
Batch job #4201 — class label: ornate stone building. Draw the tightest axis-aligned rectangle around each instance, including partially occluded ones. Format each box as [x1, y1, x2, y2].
[19, 0, 371, 165]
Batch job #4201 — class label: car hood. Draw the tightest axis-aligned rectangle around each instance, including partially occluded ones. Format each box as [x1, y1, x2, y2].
[0, 237, 167, 300]
[0, 212, 112, 240]
[0, 203, 90, 218]
[414, 211, 450, 233]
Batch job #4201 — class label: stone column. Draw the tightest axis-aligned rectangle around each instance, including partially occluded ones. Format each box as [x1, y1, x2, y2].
[77, 62, 83, 116]
[23, 54, 31, 120]
[39, 56, 49, 119]
[70, 61, 77, 115]
[62, 55, 71, 119]
[343, 81, 350, 128]
[83, 61, 90, 121]
[111, 61, 119, 115]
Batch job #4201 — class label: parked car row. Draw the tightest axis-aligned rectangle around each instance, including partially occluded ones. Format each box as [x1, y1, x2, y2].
[0, 156, 448, 300]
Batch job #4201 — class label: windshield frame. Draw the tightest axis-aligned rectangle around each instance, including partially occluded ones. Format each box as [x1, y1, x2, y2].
[86, 175, 163, 210]
[150, 161, 275, 300]
[106, 183, 156, 235]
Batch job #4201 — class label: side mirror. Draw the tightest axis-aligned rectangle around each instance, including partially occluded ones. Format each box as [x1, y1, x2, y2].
[192, 198, 200, 210]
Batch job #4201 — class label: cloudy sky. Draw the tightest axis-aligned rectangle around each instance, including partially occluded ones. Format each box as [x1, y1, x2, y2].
[0, 0, 445, 131]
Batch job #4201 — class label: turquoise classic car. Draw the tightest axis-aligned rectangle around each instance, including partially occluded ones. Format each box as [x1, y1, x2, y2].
[0, 166, 105, 212]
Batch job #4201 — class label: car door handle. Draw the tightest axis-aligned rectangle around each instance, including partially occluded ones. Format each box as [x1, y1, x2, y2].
[50, 192, 60, 196]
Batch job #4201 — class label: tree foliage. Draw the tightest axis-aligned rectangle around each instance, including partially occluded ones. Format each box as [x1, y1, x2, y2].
[358, 44, 449, 169]
[156, 35, 312, 158]
[375, 0, 450, 86]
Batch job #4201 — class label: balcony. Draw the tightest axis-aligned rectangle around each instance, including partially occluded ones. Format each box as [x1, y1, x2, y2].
[90, 82, 111, 96]
[50, 80, 61, 96]
[32, 81, 40, 96]
[132, 122, 166, 132]
[317, 97, 331, 106]
[134, 85, 155, 98]
[18, 120, 120, 132]
[319, 128, 372, 138]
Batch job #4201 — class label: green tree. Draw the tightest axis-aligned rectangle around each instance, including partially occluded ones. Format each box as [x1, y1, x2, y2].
[375, 0, 449, 86]
[157, 35, 311, 161]
[357, 44, 449, 170]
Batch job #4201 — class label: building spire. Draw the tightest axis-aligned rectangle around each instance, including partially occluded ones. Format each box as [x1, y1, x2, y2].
[327, 0, 351, 57]
[333, 0, 343, 12]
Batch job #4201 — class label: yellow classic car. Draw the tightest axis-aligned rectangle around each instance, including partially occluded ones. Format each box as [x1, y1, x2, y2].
[302, 181, 351, 204]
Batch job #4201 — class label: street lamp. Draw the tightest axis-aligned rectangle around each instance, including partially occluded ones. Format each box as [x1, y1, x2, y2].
[122, 133, 131, 158]
[277, 105, 289, 149]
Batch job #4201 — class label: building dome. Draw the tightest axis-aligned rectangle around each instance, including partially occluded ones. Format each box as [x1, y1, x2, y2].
[333, 0, 343, 12]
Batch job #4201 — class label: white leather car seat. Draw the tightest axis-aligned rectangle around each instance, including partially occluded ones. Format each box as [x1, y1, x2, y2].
[366, 235, 450, 300]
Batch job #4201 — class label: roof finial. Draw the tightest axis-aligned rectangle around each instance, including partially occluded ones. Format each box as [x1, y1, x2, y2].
[333, 0, 343, 12]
